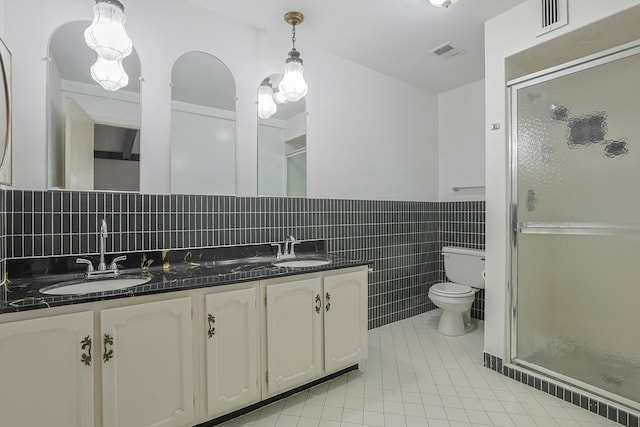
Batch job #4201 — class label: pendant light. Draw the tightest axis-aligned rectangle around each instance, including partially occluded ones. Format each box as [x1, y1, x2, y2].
[273, 87, 289, 105]
[84, 0, 133, 61]
[278, 11, 308, 103]
[90, 56, 129, 91]
[429, 0, 459, 8]
[257, 78, 278, 119]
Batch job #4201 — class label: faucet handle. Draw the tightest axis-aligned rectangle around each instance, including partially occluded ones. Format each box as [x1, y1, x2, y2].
[76, 258, 95, 273]
[270, 243, 282, 259]
[109, 255, 127, 271]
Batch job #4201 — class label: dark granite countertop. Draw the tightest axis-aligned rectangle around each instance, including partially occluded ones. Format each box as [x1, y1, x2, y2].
[2, 241, 369, 313]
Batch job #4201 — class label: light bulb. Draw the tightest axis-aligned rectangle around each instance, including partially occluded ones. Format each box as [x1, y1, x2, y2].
[257, 83, 277, 119]
[84, 0, 133, 60]
[91, 56, 129, 91]
[273, 88, 288, 105]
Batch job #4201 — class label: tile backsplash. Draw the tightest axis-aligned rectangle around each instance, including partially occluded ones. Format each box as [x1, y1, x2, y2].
[0, 190, 5, 307]
[3, 190, 485, 328]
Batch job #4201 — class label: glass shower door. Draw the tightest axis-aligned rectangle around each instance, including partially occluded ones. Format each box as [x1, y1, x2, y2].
[511, 46, 640, 408]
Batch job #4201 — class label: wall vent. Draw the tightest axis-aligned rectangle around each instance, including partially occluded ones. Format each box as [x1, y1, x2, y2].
[537, 0, 568, 36]
[429, 42, 465, 59]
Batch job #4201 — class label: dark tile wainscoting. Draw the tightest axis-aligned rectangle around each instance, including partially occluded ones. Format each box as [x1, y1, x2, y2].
[439, 201, 486, 320]
[0, 190, 6, 307]
[3, 190, 485, 328]
[484, 353, 640, 427]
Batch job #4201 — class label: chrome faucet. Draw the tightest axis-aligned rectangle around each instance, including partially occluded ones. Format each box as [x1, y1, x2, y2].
[76, 218, 127, 278]
[271, 235, 299, 260]
[284, 235, 297, 257]
[98, 219, 108, 271]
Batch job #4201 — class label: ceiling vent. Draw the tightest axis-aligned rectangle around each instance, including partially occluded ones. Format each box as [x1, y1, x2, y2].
[429, 42, 465, 59]
[537, 0, 568, 36]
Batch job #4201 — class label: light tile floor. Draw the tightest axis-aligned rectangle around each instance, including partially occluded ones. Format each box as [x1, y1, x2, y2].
[221, 311, 619, 427]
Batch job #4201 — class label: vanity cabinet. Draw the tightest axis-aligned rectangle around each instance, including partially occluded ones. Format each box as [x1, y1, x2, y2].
[0, 297, 194, 427]
[101, 297, 194, 427]
[264, 266, 368, 396]
[323, 269, 368, 372]
[0, 311, 95, 427]
[202, 286, 260, 418]
[0, 265, 367, 426]
[265, 277, 324, 394]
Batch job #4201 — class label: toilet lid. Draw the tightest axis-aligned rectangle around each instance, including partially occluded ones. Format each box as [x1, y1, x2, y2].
[431, 282, 474, 296]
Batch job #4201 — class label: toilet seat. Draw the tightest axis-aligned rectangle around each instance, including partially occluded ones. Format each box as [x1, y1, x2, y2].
[429, 282, 475, 298]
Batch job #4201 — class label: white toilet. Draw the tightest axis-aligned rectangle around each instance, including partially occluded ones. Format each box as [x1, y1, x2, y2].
[428, 246, 485, 336]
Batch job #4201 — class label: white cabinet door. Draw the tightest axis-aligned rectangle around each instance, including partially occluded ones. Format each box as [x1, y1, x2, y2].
[324, 270, 368, 373]
[101, 297, 194, 427]
[205, 288, 259, 417]
[0, 311, 94, 427]
[266, 277, 323, 394]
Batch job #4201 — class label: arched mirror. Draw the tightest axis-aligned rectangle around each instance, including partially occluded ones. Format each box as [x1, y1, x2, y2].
[257, 73, 307, 197]
[47, 21, 142, 191]
[0, 38, 11, 185]
[170, 52, 236, 195]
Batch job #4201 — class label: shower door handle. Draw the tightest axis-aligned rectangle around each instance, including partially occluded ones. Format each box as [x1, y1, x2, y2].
[519, 222, 640, 236]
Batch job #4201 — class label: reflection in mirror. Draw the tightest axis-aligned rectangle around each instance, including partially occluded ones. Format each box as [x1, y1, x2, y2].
[170, 52, 236, 195]
[0, 39, 9, 185]
[47, 21, 141, 191]
[258, 74, 307, 197]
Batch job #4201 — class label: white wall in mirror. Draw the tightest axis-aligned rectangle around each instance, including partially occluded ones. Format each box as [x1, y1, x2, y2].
[258, 73, 307, 197]
[170, 51, 236, 195]
[4, 0, 439, 201]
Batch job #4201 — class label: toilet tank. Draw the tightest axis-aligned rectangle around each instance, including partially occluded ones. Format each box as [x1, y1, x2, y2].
[442, 246, 485, 289]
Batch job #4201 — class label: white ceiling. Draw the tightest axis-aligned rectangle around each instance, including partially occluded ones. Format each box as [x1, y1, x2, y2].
[182, 0, 528, 94]
[50, 0, 530, 104]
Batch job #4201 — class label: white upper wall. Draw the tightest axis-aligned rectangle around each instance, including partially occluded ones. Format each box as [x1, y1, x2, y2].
[484, 0, 640, 358]
[438, 79, 485, 202]
[0, 0, 4, 38]
[2, 0, 439, 201]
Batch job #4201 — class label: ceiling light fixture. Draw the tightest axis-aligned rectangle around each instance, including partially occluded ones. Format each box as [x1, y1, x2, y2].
[429, 0, 459, 8]
[84, 0, 133, 61]
[278, 11, 308, 103]
[257, 78, 278, 119]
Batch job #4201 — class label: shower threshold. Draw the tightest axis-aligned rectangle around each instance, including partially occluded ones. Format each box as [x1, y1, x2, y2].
[512, 355, 640, 413]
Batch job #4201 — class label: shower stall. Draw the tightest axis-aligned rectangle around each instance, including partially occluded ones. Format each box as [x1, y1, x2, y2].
[509, 42, 640, 410]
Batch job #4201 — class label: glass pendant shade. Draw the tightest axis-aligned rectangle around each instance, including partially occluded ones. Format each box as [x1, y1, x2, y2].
[429, 0, 458, 8]
[257, 83, 277, 119]
[84, 0, 133, 60]
[91, 56, 129, 91]
[273, 88, 288, 105]
[279, 56, 308, 102]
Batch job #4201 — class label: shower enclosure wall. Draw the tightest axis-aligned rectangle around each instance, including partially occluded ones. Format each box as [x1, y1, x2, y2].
[509, 41, 640, 411]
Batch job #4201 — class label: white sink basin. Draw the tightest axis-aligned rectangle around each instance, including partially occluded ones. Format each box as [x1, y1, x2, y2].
[40, 276, 152, 295]
[273, 259, 332, 268]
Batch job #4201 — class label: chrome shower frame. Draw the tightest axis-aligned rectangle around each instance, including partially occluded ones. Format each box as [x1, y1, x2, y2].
[506, 38, 640, 413]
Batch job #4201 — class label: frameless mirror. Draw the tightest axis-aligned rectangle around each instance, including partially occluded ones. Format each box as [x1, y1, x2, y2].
[0, 38, 10, 185]
[170, 52, 236, 195]
[257, 73, 307, 197]
[47, 21, 142, 191]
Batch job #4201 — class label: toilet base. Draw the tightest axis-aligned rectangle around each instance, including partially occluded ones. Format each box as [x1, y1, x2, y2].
[436, 309, 476, 336]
